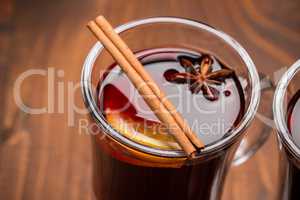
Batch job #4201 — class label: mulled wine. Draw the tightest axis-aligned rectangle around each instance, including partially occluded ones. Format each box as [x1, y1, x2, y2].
[92, 48, 246, 200]
[98, 48, 245, 149]
[285, 89, 300, 200]
[288, 90, 300, 146]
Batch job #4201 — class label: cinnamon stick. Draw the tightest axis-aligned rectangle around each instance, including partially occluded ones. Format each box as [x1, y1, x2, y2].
[87, 18, 204, 157]
[95, 16, 204, 149]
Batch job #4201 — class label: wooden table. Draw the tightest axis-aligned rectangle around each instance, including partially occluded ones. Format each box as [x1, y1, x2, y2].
[0, 0, 299, 199]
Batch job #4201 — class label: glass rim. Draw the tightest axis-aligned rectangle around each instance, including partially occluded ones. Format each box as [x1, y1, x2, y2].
[273, 59, 300, 158]
[81, 16, 261, 158]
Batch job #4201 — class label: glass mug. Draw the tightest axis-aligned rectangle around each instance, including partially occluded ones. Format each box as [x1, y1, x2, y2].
[82, 17, 271, 200]
[273, 60, 300, 200]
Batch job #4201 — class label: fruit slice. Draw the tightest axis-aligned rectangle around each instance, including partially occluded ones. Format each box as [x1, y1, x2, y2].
[106, 112, 180, 150]
[102, 84, 180, 150]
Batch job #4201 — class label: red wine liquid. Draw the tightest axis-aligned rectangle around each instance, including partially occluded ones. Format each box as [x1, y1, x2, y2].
[288, 90, 300, 146]
[93, 48, 246, 200]
[286, 90, 300, 200]
[98, 48, 245, 150]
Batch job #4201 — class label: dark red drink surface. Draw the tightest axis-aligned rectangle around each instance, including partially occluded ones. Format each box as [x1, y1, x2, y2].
[98, 48, 245, 150]
[286, 90, 300, 200]
[288, 90, 300, 146]
[93, 48, 246, 200]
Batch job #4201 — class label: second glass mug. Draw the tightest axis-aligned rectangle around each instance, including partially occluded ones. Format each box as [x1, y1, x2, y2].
[274, 60, 300, 200]
[82, 17, 270, 200]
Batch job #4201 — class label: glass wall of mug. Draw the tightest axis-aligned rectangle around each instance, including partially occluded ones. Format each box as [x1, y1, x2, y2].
[274, 60, 300, 200]
[81, 17, 262, 200]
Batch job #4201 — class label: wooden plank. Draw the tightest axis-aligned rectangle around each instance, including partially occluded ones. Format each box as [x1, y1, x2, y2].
[0, 0, 14, 26]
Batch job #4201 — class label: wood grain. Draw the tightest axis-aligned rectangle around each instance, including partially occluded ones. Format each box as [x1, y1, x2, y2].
[0, 0, 299, 199]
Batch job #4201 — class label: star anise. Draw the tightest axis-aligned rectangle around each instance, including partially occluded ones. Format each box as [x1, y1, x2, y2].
[164, 54, 234, 101]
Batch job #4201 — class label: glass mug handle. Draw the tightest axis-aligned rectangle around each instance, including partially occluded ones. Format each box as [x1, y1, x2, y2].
[232, 73, 274, 166]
